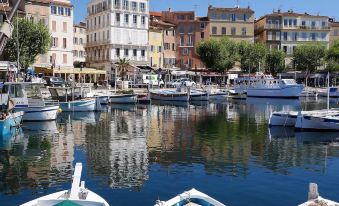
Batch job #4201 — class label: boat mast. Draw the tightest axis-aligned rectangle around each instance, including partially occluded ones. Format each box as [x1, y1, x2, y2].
[327, 72, 330, 112]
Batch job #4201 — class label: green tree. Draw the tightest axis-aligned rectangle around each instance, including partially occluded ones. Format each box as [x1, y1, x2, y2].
[293, 43, 326, 86]
[237, 42, 267, 73]
[325, 40, 339, 72]
[196, 37, 238, 72]
[266, 49, 286, 75]
[115, 58, 130, 81]
[3, 18, 51, 70]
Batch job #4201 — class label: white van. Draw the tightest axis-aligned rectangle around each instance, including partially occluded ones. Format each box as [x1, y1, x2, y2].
[142, 74, 164, 87]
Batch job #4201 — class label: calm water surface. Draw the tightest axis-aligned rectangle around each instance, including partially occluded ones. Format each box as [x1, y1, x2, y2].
[1, 97, 339, 206]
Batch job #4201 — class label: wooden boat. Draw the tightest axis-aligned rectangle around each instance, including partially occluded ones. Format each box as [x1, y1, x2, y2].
[155, 188, 225, 206]
[150, 90, 190, 102]
[137, 93, 151, 104]
[190, 90, 209, 101]
[49, 87, 100, 112]
[110, 93, 137, 104]
[299, 183, 339, 206]
[0, 83, 60, 121]
[21, 163, 109, 206]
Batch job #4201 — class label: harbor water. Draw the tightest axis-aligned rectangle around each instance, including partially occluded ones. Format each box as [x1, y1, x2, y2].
[1, 97, 339, 206]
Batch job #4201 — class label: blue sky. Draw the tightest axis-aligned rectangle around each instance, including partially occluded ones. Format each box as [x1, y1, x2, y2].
[71, 0, 339, 23]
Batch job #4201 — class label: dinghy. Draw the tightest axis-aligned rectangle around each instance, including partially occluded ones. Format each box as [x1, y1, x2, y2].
[155, 188, 225, 206]
[21, 163, 109, 206]
[190, 90, 209, 101]
[299, 183, 339, 206]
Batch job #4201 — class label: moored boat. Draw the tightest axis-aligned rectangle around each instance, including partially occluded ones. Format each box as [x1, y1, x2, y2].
[150, 90, 189, 102]
[110, 93, 137, 104]
[318, 87, 339, 98]
[190, 90, 209, 101]
[137, 93, 151, 103]
[155, 188, 225, 206]
[21, 162, 109, 206]
[0, 111, 24, 137]
[299, 183, 339, 206]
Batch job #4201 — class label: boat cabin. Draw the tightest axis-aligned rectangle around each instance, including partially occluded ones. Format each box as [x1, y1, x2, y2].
[49, 87, 90, 102]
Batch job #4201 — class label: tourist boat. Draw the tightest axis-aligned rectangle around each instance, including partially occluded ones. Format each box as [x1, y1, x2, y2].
[0, 111, 24, 137]
[49, 87, 100, 112]
[0, 83, 60, 121]
[21, 162, 109, 206]
[155, 188, 225, 206]
[150, 90, 190, 102]
[110, 93, 137, 104]
[269, 109, 339, 127]
[235, 72, 304, 98]
[299, 183, 339, 206]
[190, 90, 209, 101]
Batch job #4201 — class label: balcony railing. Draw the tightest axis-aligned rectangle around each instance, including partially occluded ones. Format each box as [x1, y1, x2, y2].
[299, 25, 330, 30]
[265, 24, 282, 29]
[114, 4, 121, 9]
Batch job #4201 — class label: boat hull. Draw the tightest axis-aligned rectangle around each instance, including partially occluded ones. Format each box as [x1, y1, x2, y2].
[0, 111, 24, 136]
[110, 94, 137, 104]
[269, 112, 298, 127]
[60, 99, 96, 112]
[190, 93, 209, 101]
[247, 85, 304, 98]
[96, 96, 109, 104]
[209, 93, 228, 100]
[296, 114, 339, 131]
[150, 92, 189, 102]
[15, 105, 59, 121]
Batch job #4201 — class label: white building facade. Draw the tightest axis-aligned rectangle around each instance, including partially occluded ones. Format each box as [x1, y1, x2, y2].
[26, 0, 74, 69]
[280, 14, 330, 55]
[86, 0, 149, 79]
[73, 22, 87, 64]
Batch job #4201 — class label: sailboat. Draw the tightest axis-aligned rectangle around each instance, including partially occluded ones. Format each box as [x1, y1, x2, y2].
[21, 163, 109, 206]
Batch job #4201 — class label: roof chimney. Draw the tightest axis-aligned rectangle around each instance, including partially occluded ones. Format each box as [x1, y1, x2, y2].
[278, 9, 281, 14]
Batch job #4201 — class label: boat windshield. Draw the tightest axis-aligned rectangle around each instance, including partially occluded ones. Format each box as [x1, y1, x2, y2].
[282, 79, 296, 85]
[25, 84, 41, 99]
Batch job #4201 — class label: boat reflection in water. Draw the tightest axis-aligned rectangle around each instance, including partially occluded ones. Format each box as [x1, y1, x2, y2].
[22, 121, 58, 134]
[151, 100, 189, 108]
[58, 111, 102, 124]
[295, 132, 339, 144]
[268, 126, 295, 139]
[0, 128, 24, 150]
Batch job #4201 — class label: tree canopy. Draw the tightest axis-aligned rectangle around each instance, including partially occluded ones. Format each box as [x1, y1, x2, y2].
[293, 43, 326, 74]
[325, 40, 339, 72]
[3, 18, 51, 70]
[237, 41, 267, 73]
[266, 49, 286, 75]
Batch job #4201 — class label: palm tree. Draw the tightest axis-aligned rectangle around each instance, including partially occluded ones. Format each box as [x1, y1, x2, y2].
[115, 58, 130, 81]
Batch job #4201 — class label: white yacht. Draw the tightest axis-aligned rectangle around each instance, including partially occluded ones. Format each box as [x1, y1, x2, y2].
[235, 72, 304, 98]
[0, 83, 60, 121]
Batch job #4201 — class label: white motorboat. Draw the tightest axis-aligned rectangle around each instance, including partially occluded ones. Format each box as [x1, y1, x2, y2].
[208, 89, 228, 101]
[300, 90, 318, 98]
[0, 83, 60, 121]
[49, 87, 100, 112]
[299, 183, 339, 206]
[155, 188, 225, 206]
[295, 113, 339, 131]
[110, 93, 137, 104]
[190, 90, 209, 101]
[269, 109, 339, 127]
[21, 162, 109, 206]
[318, 87, 339, 97]
[235, 72, 304, 98]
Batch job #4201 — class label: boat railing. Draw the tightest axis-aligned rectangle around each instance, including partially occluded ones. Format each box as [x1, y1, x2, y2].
[44, 99, 60, 106]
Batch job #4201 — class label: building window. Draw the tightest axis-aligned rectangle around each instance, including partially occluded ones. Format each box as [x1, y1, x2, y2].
[51, 6, 57, 14]
[276, 32, 281, 40]
[141, 16, 145, 25]
[58, 7, 64, 15]
[107, 30, 110, 39]
[172, 43, 175, 51]
[179, 24, 184, 33]
[201, 32, 205, 39]
[284, 19, 288, 26]
[211, 12, 217, 20]
[311, 21, 316, 28]
[65, 8, 71, 16]
[212, 26, 217, 35]
[63, 54, 67, 64]
[231, 14, 236, 21]
[302, 21, 306, 26]
[74, 37, 78, 45]
[294, 32, 298, 41]
[133, 49, 137, 56]
[293, 19, 297, 26]
[289, 19, 292, 26]
[94, 33, 97, 41]
[63, 38, 67, 49]
[131, 2, 137, 11]
[63, 22, 67, 32]
[180, 35, 184, 46]
[116, 13, 120, 22]
[124, 14, 129, 23]
[334, 29, 339, 36]
[188, 24, 193, 33]
[221, 27, 226, 35]
[52, 21, 56, 32]
[268, 31, 272, 40]
[283, 32, 288, 41]
[52, 37, 58, 47]
[231, 27, 236, 35]
[141, 50, 145, 57]
[200, 23, 205, 29]
[124, 49, 128, 56]
[123, 0, 129, 10]
[140, 2, 145, 12]
[242, 27, 246, 36]
[221, 13, 227, 20]
[158, 46, 162, 53]
[116, 48, 120, 56]
[188, 35, 193, 46]
[321, 32, 327, 40]
[132, 15, 137, 24]
[243, 13, 247, 22]
[311, 33, 316, 40]
[182, 48, 189, 55]
[150, 45, 154, 52]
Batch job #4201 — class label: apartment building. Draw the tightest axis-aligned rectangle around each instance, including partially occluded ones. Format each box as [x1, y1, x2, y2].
[329, 19, 339, 47]
[161, 10, 209, 69]
[86, 0, 149, 78]
[73, 22, 86, 64]
[207, 6, 254, 42]
[26, 0, 74, 69]
[256, 10, 330, 55]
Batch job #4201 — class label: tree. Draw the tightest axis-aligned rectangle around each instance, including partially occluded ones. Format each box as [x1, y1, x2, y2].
[115, 58, 130, 81]
[237, 42, 267, 73]
[325, 40, 339, 72]
[196, 37, 238, 72]
[293, 43, 326, 86]
[3, 18, 51, 70]
[266, 49, 286, 75]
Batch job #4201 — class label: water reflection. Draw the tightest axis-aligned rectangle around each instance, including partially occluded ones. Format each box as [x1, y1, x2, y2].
[1, 97, 339, 205]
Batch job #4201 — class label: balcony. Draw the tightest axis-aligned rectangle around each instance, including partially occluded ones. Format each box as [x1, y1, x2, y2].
[265, 24, 282, 29]
[114, 4, 121, 9]
[299, 25, 330, 30]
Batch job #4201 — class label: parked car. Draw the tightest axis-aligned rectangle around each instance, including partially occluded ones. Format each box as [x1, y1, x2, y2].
[142, 74, 164, 88]
[168, 78, 196, 88]
[43, 76, 66, 87]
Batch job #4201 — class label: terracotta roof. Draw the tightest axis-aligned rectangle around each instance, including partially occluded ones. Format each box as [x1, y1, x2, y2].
[29, 0, 73, 7]
[208, 6, 254, 14]
[150, 11, 162, 17]
[150, 19, 176, 28]
[330, 21, 339, 27]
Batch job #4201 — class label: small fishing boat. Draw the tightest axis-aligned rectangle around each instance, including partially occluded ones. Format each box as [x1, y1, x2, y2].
[0, 111, 24, 137]
[300, 90, 318, 98]
[209, 90, 228, 101]
[110, 93, 137, 104]
[21, 162, 109, 206]
[49, 87, 100, 112]
[155, 188, 225, 206]
[137, 93, 151, 104]
[295, 113, 339, 131]
[150, 90, 190, 102]
[94, 94, 109, 104]
[318, 87, 339, 98]
[299, 183, 339, 206]
[190, 90, 209, 101]
[0, 83, 60, 121]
